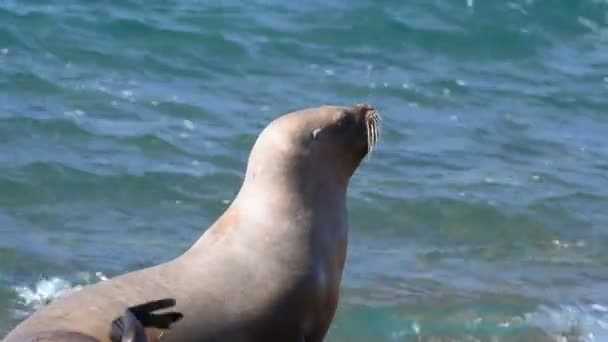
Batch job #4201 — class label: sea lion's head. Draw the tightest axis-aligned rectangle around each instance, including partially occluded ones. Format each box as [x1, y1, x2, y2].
[245, 104, 381, 188]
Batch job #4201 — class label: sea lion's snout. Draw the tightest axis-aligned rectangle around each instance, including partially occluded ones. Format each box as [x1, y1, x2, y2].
[353, 103, 375, 117]
[351, 103, 380, 155]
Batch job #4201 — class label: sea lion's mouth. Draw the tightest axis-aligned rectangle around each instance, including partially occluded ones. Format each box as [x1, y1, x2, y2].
[364, 107, 381, 155]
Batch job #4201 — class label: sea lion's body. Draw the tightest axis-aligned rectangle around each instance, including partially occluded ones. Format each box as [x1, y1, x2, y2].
[2, 105, 380, 342]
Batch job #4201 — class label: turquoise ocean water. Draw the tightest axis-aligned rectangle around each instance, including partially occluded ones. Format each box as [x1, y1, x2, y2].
[1, 1, 608, 341]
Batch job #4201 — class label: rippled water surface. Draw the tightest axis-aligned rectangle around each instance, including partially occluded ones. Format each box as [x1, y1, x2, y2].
[2, 1, 608, 341]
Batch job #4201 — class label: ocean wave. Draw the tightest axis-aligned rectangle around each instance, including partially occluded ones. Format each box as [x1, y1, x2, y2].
[329, 298, 608, 341]
[0, 107, 220, 155]
[402, 302, 608, 341]
[0, 116, 92, 140]
[0, 160, 243, 207]
[526, 304, 608, 342]
[12, 272, 108, 317]
[0, 111, 247, 182]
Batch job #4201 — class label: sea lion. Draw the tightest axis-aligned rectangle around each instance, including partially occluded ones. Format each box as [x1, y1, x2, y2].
[2, 104, 381, 342]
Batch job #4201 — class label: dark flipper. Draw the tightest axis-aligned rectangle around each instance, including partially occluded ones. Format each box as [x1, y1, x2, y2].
[110, 299, 183, 342]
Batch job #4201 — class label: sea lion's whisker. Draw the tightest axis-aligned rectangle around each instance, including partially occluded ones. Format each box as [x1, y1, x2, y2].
[365, 110, 381, 154]
[366, 124, 373, 153]
[370, 119, 376, 153]
[373, 111, 382, 122]
[366, 118, 372, 153]
[367, 111, 380, 152]
[371, 111, 381, 150]
[372, 112, 381, 129]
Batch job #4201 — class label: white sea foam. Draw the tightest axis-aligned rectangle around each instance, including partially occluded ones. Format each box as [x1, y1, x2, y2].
[183, 119, 195, 131]
[525, 304, 608, 341]
[13, 272, 108, 314]
[384, 305, 608, 341]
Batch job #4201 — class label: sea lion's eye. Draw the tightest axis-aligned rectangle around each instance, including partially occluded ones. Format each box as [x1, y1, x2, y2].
[311, 128, 322, 140]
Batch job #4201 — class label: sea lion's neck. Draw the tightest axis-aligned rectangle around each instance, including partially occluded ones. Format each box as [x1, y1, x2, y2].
[184, 158, 350, 260]
[243, 155, 350, 212]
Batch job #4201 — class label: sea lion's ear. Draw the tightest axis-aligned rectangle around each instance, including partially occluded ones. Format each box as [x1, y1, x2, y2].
[311, 128, 322, 140]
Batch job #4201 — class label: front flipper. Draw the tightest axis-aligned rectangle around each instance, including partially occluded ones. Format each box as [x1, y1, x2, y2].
[110, 298, 183, 342]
